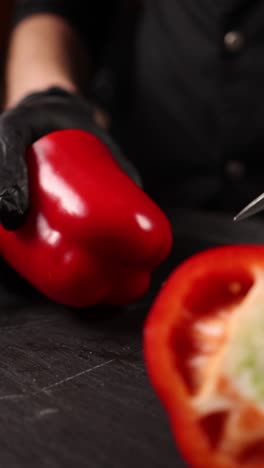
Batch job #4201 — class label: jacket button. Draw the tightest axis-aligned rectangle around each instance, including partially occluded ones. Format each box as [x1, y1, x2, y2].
[224, 31, 244, 53]
[225, 160, 245, 178]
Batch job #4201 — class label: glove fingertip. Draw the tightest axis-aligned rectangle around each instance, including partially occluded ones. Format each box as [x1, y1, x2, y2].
[0, 187, 29, 230]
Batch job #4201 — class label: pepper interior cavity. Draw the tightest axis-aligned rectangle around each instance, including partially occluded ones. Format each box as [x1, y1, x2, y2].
[174, 269, 264, 462]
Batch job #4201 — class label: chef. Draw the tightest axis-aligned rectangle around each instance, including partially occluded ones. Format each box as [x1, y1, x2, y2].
[0, 0, 263, 229]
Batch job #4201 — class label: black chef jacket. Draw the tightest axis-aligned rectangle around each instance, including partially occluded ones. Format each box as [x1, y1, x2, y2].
[13, 0, 264, 210]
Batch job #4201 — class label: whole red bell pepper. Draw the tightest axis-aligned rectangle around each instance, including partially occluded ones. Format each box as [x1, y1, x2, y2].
[0, 129, 172, 307]
[144, 245, 264, 468]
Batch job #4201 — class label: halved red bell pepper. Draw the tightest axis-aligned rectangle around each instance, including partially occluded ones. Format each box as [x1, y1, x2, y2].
[144, 245, 264, 468]
[0, 129, 172, 307]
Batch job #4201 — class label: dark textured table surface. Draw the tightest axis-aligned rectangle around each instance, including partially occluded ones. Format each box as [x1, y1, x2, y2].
[1, 207, 264, 468]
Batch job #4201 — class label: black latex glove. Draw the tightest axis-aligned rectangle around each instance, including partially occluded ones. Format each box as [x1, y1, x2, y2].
[0, 87, 141, 230]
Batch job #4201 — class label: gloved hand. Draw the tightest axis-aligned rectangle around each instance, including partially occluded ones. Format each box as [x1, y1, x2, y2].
[0, 87, 141, 230]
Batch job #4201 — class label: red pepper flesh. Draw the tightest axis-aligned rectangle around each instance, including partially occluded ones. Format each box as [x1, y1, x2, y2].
[144, 245, 264, 468]
[0, 129, 172, 307]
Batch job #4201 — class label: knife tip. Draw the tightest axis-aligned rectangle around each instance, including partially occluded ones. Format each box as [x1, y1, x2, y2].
[233, 212, 244, 222]
[233, 193, 264, 222]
